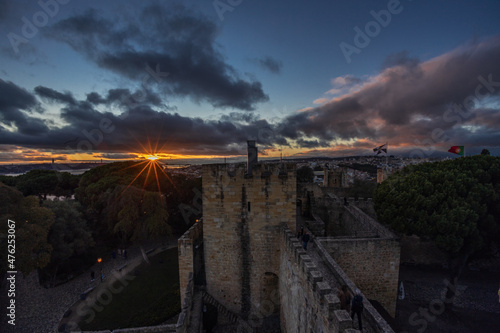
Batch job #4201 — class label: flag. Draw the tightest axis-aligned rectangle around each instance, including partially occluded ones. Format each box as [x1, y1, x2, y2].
[373, 143, 387, 155]
[448, 146, 464, 156]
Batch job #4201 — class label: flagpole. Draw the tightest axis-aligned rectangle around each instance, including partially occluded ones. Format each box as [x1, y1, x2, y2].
[385, 142, 388, 166]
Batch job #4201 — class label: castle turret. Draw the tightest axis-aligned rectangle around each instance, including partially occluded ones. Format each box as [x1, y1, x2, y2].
[247, 140, 258, 176]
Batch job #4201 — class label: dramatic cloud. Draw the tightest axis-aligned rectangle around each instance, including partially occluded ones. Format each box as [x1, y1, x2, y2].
[0, 80, 47, 135]
[278, 37, 500, 154]
[45, 5, 269, 110]
[2, 36, 500, 160]
[251, 56, 283, 74]
[86, 88, 164, 108]
[0, 82, 280, 156]
[35, 86, 76, 105]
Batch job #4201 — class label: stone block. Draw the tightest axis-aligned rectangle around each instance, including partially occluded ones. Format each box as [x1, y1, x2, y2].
[303, 261, 317, 275]
[324, 294, 340, 320]
[334, 310, 353, 331]
[308, 270, 323, 284]
[316, 281, 331, 296]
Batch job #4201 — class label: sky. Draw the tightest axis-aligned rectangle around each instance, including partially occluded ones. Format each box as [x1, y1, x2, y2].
[1, 0, 500, 164]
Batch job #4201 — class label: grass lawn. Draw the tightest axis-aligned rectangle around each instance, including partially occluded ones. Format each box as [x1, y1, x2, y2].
[78, 247, 180, 330]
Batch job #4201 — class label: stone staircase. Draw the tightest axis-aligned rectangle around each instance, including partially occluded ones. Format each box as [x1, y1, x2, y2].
[202, 292, 239, 323]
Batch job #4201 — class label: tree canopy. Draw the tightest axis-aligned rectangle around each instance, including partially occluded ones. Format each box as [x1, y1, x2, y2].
[374, 155, 500, 302]
[0, 183, 54, 275]
[374, 155, 500, 256]
[75, 161, 177, 246]
[3, 170, 80, 199]
[42, 200, 95, 282]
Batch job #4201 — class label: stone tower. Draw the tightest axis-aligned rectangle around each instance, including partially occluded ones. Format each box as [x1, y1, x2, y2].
[202, 145, 296, 320]
[324, 168, 346, 188]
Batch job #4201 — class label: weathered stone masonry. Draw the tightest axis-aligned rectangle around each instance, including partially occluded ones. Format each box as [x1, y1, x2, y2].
[178, 221, 203, 307]
[202, 163, 296, 320]
[279, 226, 355, 333]
[279, 224, 395, 333]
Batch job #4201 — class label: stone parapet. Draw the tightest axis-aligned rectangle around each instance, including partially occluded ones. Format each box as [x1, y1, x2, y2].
[178, 220, 203, 307]
[280, 224, 358, 333]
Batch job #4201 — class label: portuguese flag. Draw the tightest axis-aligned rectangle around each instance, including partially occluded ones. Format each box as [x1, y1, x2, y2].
[448, 146, 464, 156]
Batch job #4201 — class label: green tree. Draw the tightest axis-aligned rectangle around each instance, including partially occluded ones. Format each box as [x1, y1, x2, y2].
[76, 161, 174, 246]
[16, 170, 59, 199]
[481, 148, 491, 156]
[297, 166, 314, 183]
[0, 183, 54, 275]
[106, 186, 171, 247]
[42, 200, 95, 284]
[14, 170, 80, 200]
[374, 156, 500, 306]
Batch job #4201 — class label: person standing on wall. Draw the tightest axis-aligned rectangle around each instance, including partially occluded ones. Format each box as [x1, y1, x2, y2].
[351, 289, 364, 331]
[297, 225, 304, 239]
[302, 231, 310, 250]
[338, 285, 352, 313]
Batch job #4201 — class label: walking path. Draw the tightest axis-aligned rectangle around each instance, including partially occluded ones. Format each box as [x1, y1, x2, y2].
[3, 239, 177, 333]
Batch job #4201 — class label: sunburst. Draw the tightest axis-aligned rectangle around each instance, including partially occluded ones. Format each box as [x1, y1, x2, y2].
[115, 137, 177, 203]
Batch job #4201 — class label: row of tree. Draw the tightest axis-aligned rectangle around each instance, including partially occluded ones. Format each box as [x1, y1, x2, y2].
[0, 161, 201, 283]
[0, 169, 80, 199]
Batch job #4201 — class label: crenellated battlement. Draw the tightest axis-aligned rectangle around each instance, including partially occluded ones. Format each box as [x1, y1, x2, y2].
[280, 224, 395, 333]
[280, 225, 362, 333]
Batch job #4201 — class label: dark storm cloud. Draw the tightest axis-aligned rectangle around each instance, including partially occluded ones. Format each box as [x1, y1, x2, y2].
[0, 83, 279, 155]
[35, 86, 76, 105]
[3, 37, 500, 157]
[219, 112, 261, 124]
[86, 88, 163, 107]
[252, 56, 283, 74]
[0, 80, 37, 111]
[45, 5, 268, 111]
[295, 138, 330, 149]
[278, 37, 500, 151]
[0, 79, 48, 135]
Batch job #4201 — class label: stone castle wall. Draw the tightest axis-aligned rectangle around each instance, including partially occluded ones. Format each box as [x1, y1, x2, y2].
[320, 238, 400, 317]
[302, 187, 400, 317]
[202, 163, 296, 319]
[279, 225, 395, 333]
[178, 221, 203, 307]
[279, 226, 356, 333]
